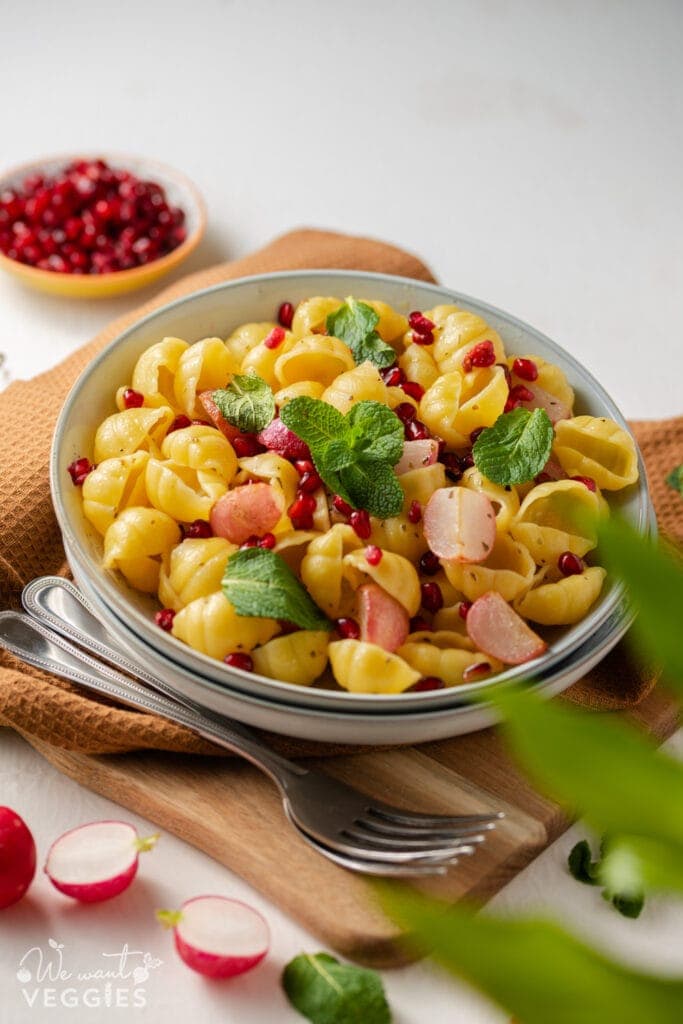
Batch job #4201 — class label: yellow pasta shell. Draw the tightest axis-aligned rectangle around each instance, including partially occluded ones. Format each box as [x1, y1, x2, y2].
[82, 451, 150, 535]
[443, 533, 536, 602]
[94, 406, 174, 462]
[329, 640, 420, 694]
[553, 416, 639, 490]
[510, 479, 608, 564]
[342, 549, 421, 616]
[131, 336, 188, 408]
[158, 537, 236, 612]
[251, 630, 331, 685]
[172, 591, 278, 659]
[322, 361, 388, 413]
[174, 337, 239, 418]
[514, 566, 607, 625]
[274, 336, 356, 387]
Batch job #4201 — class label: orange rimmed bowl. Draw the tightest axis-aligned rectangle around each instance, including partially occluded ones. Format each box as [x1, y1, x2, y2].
[0, 153, 206, 298]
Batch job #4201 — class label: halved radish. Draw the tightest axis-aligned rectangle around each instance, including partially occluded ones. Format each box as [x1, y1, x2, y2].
[0, 807, 36, 910]
[423, 487, 496, 563]
[210, 482, 283, 544]
[466, 591, 547, 665]
[45, 821, 158, 903]
[256, 417, 311, 460]
[538, 453, 567, 481]
[199, 391, 241, 442]
[157, 896, 269, 978]
[357, 582, 410, 652]
[525, 383, 571, 425]
[394, 439, 440, 475]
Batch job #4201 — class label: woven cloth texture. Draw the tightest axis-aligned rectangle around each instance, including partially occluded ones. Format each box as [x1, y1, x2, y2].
[0, 228, 679, 757]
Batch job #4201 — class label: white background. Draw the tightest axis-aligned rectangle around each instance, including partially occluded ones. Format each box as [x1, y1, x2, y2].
[1, 1, 682, 1021]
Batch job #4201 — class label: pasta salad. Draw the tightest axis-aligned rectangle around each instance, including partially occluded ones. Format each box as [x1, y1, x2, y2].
[69, 296, 640, 695]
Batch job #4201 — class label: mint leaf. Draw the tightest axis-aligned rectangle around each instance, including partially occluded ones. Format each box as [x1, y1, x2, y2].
[666, 465, 683, 495]
[212, 373, 275, 434]
[222, 549, 331, 630]
[280, 397, 346, 451]
[339, 460, 404, 518]
[282, 952, 391, 1024]
[473, 407, 554, 485]
[346, 401, 404, 464]
[326, 298, 396, 369]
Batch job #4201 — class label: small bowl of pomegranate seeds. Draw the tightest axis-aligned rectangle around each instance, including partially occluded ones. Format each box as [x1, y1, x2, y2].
[0, 154, 205, 297]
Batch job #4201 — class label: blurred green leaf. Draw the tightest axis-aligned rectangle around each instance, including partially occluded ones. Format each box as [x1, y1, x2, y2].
[569, 837, 646, 916]
[378, 885, 683, 1024]
[600, 834, 683, 896]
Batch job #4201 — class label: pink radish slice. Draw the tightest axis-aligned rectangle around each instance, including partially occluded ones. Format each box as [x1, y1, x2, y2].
[466, 591, 547, 665]
[423, 487, 496, 563]
[539, 453, 567, 481]
[157, 896, 269, 979]
[394, 439, 439, 475]
[525, 383, 571, 425]
[256, 417, 311, 460]
[44, 821, 158, 903]
[199, 391, 241, 442]
[357, 583, 410, 652]
[0, 807, 36, 910]
[210, 482, 283, 544]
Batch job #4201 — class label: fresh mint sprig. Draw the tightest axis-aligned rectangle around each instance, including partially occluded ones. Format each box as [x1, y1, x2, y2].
[473, 407, 554, 486]
[212, 373, 275, 434]
[326, 298, 396, 369]
[280, 397, 404, 517]
[282, 952, 392, 1024]
[222, 548, 331, 630]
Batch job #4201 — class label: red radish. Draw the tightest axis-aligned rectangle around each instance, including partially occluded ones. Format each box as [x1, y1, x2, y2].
[210, 483, 282, 544]
[256, 417, 311, 460]
[357, 583, 410, 652]
[466, 592, 547, 665]
[199, 391, 241, 442]
[423, 487, 496, 563]
[44, 821, 158, 903]
[0, 807, 36, 909]
[524, 383, 571, 424]
[394, 439, 440, 475]
[157, 896, 269, 978]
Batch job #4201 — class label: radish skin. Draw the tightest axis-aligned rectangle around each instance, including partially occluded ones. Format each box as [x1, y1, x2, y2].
[44, 821, 158, 903]
[157, 896, 269, 979]
[357, 582, 410, 652]
[395, 439, 439, 475]
[466, 591, 547, 665]
[424, 487, 496, 563]
[0, 807, 36, 910]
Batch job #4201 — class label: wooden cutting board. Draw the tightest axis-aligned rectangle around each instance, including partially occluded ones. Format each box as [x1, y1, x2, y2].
[25, 687, 678, 968]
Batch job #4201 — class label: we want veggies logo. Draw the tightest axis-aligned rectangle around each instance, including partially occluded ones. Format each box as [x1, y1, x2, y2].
[15, 938, 162, 1010]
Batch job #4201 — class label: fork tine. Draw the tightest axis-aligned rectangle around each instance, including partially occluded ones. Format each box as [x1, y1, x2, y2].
[368, 806, 504, 828]
[354, 815, 493, 840]
[343, 828, 481, 853]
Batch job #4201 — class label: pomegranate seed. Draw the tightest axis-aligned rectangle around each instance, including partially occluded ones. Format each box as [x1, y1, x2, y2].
[122, 387, 144, 409]
[294, 459, 315, 476]
[421, 581, 443, 613]
[185, 519, 212, 539]
[381, 365, 405, 387]
[535, 472, 553, 484]
[289, 493, 316, 529]
[154, 608, 175, 631]
[504, 397, 521, 413]
[463, 340, 496, 372]
[509, 384, 534, 404]
[258, 532, 277, 549]
[240, 536, 260, 549]
[463, 662, 492, 682]
[571, 475, 597, 492]
[332, 494, 353, 517]
[405, 418, 430, 441]
[558, 551, 584, 576]
[440, 451, 463, 482]
[470, 427, 485, 444]
[410, 616, 432, 632]
[277, 301, 294, 329]
[419, 551, 440, 575]
[401, 380, 425, 402]
[224, 652, 254, 672]
[167, 414, 192, 433]
[299, 470, 322, 493]
[232, 434, 264, 457]
[264, 326, 286, 350]
[365, 544, 383, 566]
[410, 676, 445, 692]
[407, 499, 422, 524]
[460, 452, 474, 471]
[335, 617, 360, 640]
[408, 312, 435, 344]
[349, 509, 371, 539]
[67, 457, 93, 485]
[394, 401, 417, 424]
[512, 357, 539, 381]
[458, 601, 472, 620]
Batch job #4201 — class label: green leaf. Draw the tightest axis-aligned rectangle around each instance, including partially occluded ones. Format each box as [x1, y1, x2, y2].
[473, 407, 554, 485]
[568, 837, 647, 916]
[665, 464, 683, 495]
[326, 298, 396, 369]
[568, 839, 600, 885]
[339, 460, 404, 518]
[346, 401, 404, 465]
[600, 834, 683, 898]
[222, 549, 331, 631]
[282, 952, 392, 1024]
[280, 397, 346, 451]
[378, 885, 683, 1024]
[212, 373, 275, 434]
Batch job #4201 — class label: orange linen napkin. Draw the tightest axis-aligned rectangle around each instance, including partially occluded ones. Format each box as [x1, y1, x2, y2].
[0, 229, 677, 757]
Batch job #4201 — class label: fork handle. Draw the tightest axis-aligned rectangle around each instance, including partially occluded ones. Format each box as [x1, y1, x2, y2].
[0, 610, 307, 791]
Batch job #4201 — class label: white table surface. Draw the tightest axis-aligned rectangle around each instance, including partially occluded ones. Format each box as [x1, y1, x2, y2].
[1, 1, 681, 1021]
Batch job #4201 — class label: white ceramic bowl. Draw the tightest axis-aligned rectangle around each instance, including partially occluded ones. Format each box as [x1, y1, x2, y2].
[51, 271, 653, 730]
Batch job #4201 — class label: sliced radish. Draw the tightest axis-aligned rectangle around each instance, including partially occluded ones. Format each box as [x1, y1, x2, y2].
[538, 453, 567, 481]
[0, 807, 36, 910]
[466, 591, 547, 665]
[157, 896, 269, 979]
[357, 582, 410, 652]
[210, 482, 283, 544]
[525, 383, 571, 425]
[44, 821, 158, 903]
[394, 439, 440, 475]
[423, 487, 496, 563]
[256, 417, 311, 460]
[199, 391, 241, 442]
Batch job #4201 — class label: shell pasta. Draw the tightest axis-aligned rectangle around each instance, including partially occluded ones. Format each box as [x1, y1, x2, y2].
[75, 297, 640, 694]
